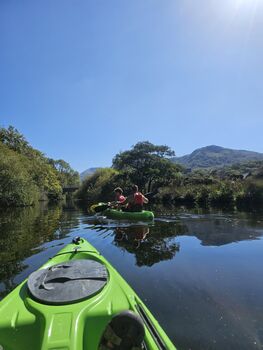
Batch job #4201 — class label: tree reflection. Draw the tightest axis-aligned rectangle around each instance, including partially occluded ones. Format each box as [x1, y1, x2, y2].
[112, 225, 181, 267]
[154, 205, 263, 246]
[0, 203, 79, 298]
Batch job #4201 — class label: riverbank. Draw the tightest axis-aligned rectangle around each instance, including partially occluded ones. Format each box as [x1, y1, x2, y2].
[76, 168, 263, 209]
[75, 142, 263, 209]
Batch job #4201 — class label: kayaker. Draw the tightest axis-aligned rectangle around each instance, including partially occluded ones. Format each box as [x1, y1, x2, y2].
[122, 185, 149, 212]
[109, 187, 126, 208]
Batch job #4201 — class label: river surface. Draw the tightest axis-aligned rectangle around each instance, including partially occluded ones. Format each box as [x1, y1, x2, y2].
[0, 202, 263, 350]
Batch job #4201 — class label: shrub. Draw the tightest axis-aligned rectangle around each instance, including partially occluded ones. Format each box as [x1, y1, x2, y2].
[208, 183, 234, 205]
[0, 144, 39, 206]
[76, 168, 119, 203]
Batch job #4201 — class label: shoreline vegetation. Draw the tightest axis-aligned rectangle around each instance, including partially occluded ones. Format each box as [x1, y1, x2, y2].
[1, 127, 263, 209]
[76, 142, 263, 209]
[0, 126, 80, 207]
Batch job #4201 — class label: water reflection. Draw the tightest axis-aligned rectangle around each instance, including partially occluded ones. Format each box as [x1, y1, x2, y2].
[85, 214, 183, 267]
[1, 204, 263, 350]
[0, 202, 79, 298]
[155, 208, 263, 246]
[1, 204, 262, 295]
[84, 207, 263, 268]
[114, 226, 150, 248]
[112, 225, 180, 266]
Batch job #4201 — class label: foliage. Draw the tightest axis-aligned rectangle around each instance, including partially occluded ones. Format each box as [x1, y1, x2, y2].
[212, 160, 263, 180]
[0, 143, 39, 206]
[112, 141, 182, 191]
[29, 158, 62, 200]
[241, 179, 263, 204]
[48, 159, 80, 187]
[76, 141, 263, 208]
[76, 168, 119, 203]
[155, 175, 263, 208]
[76, 142, 184, 203]
[208, 183, 235, 205]
[0, 126, 79, 207]
[0, 126, 31, 154]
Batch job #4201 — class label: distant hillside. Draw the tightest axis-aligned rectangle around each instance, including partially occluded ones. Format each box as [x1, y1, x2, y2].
[172, 145, 263, 169]
[80, 167, 98, 180]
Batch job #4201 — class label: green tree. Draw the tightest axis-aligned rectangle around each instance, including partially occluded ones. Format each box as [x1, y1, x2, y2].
[0, 126, 30, 154]
[29, 158, 62, 200]
[0, 126, 80, 206]
[0, 143, 39, 206]
[48, 159, 80, 187]
[112, 141, 181, 191]
[76, 168, 119, 203]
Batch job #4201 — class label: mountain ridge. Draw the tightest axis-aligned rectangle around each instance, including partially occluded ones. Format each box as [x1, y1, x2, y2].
[80, 167, 99, 180]
[80, 146, 263, 176]
[172, 145, 263, 169]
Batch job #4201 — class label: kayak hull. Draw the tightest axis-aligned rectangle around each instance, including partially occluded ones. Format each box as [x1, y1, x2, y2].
[0, 238, 176, 350]
[103, 209, 154, 221]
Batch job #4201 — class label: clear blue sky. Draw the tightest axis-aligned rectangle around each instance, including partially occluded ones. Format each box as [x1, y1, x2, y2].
[1, 0, 263, 172]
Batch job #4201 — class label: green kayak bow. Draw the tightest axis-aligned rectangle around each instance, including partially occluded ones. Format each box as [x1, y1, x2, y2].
[0, 237, 176, 350]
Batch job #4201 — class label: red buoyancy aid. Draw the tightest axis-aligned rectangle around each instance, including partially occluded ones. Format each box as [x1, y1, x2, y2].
[134, 192, 144, 205]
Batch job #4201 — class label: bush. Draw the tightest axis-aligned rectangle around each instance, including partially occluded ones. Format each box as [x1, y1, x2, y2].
[183, 191, 195, 204]
[208, 183, 234, 205]
[243, 179, 263, 204]
[196, 186, 210, 205]
[76, 168, 119, 203]
[0, 141, 63, 206]
[0, 144, 39, 206]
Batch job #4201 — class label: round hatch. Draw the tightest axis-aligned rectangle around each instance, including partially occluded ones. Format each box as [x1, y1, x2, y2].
[27, 259, 108, 305]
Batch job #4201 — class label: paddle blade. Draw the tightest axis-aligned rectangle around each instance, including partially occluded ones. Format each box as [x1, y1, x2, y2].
[90, 203, 109, 213]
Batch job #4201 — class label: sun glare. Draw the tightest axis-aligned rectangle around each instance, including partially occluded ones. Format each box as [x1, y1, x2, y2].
[221, 0, 260, 24]
[235, 0, 249, 5]
[231, 0, 259, 10]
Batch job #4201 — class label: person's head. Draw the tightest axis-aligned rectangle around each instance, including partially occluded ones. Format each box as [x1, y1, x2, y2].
[114, 187, 123, 196]
[132, 185, 139, 193]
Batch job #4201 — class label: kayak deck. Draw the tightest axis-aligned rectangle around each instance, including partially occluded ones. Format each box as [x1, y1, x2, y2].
[0, 237, 175, 350]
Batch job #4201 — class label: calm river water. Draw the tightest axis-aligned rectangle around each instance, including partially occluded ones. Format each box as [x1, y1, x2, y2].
[0, 202, 263, 350]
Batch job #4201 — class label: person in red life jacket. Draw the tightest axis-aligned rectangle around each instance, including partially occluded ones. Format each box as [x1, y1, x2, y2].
[122, 185, 149, 212]
[109, 187, 126, 209]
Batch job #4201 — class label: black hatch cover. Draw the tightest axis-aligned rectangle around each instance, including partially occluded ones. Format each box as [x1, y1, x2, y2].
[27, 259, 108, 305]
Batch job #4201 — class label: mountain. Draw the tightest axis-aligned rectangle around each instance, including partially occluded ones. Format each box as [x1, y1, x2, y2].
[80, 167, 98, 181]
[172, 145, 263, 169]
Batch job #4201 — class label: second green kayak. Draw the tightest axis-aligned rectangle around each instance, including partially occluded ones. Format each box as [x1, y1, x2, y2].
[103, 208, 154, 221]
[0, 237, 176, 350]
